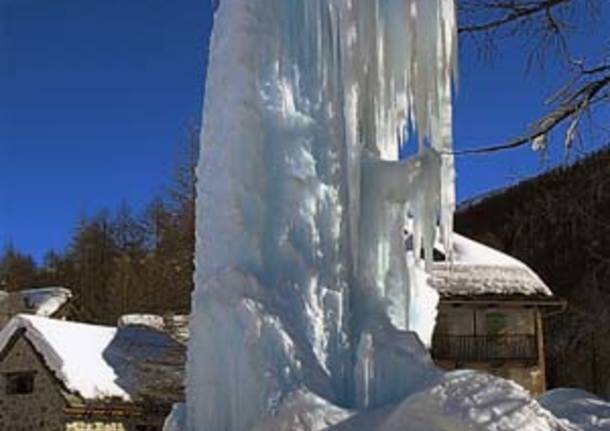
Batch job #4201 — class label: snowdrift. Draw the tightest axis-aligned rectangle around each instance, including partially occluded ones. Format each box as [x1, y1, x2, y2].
[540, 389, 610, 431]
[296, 371, 580, 431]
[375, 371, 576, 431]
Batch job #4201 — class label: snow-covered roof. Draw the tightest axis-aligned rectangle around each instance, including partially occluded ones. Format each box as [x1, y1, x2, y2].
[429, 233, 553, 299]
[118, 314, 166, 331]
[119, 313, 189, 345]
[16, 287, 73, 316]
[0, 314, 127, 400]
[0, 315, 185, 403]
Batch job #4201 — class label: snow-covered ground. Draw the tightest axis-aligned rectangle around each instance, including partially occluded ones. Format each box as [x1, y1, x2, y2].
[166, 367, 610, 430]
[373, 371, 576, 431]
[243, 374, 610, 431]
[540, 389, 610, 431]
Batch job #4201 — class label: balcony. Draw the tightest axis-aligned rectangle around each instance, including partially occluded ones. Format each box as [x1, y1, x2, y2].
[431, 334, 538, 363]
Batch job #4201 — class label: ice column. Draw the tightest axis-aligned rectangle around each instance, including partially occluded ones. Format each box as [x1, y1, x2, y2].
[188, 0, 457, 430]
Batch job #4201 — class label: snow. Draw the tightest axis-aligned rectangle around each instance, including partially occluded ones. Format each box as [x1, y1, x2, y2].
[118, 313, 166, 330]
[379, 371, 577, 431]
[119, 314, 189, 345]
[431, 263, 553, 298]
[0, 314, 128, 401]
[540, 389, 610, 431]
[230, 372, 592, 431]
[450, 233, 529, 267]
[16, 286, 72, 316]
[0, 314, 185, 403]
[430, 233, 553, 298]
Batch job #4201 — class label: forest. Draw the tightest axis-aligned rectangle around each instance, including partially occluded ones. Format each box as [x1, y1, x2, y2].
[457, 146, 610, 398]
[0, 128, 198, 324]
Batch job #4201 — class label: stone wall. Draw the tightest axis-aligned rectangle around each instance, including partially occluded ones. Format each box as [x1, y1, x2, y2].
[66, 414, 165, 431]
[0, 335, 66, 430]
[0, 333, 169, 431]
[66, 421, 127, 431]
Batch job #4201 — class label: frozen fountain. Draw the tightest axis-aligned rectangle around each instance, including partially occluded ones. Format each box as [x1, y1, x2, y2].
[181, 1, 457, 430]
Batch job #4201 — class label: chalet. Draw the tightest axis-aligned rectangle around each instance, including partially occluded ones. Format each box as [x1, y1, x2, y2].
[0, 314, 185, 431]
[0, 286, 75, 327]
[429, 233, 565, 395]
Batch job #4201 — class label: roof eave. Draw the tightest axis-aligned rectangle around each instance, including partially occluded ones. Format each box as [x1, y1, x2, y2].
[439, 295, 566, 308]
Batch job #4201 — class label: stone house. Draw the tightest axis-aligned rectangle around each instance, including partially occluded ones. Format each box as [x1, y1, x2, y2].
[0, 314, 185, 431]
[429, 233, 565, 395]
[0, 286, 75, 327]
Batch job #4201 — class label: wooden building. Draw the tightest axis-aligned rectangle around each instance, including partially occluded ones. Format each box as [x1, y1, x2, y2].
[429, 234, 564, 395]
[0, 314, 185, 430]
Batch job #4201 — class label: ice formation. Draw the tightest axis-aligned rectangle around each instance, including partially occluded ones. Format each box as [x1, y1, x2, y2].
[187, 0, 457, 430]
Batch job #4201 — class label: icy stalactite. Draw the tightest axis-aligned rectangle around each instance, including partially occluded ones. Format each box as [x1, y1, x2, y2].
[353, 327, 442, 410]
[189, 0, 457, 430]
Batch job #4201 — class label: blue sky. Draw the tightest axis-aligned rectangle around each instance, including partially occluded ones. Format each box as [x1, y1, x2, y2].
[1, 0, 607, 262]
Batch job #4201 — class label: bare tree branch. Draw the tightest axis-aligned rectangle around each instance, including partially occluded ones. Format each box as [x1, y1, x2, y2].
[453, 70, 610, 155]
[458, 0, 571, 34]
[454, 0, 608, 156]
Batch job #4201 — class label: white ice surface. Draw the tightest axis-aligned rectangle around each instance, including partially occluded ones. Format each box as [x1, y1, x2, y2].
[251, 390, 353, 431]
[354, 327, 441, 409]
[189, 0, 458, 429]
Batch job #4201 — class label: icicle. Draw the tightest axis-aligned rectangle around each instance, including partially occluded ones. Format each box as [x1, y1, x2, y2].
[188, 0, 458, 429]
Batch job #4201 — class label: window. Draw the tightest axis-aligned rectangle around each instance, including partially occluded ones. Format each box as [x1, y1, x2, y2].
[5, 372, 35, 395]
[484, 312, 507, 335]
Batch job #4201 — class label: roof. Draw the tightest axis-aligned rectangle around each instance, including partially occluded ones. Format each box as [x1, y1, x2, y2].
[429, 233, 554, 300]
[15, 287, 73, 316]
[0, 314, 127, 401]
[0, 287, 73, 318]
[0, 315, 185, 404]
[119, 313, 189, 345]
